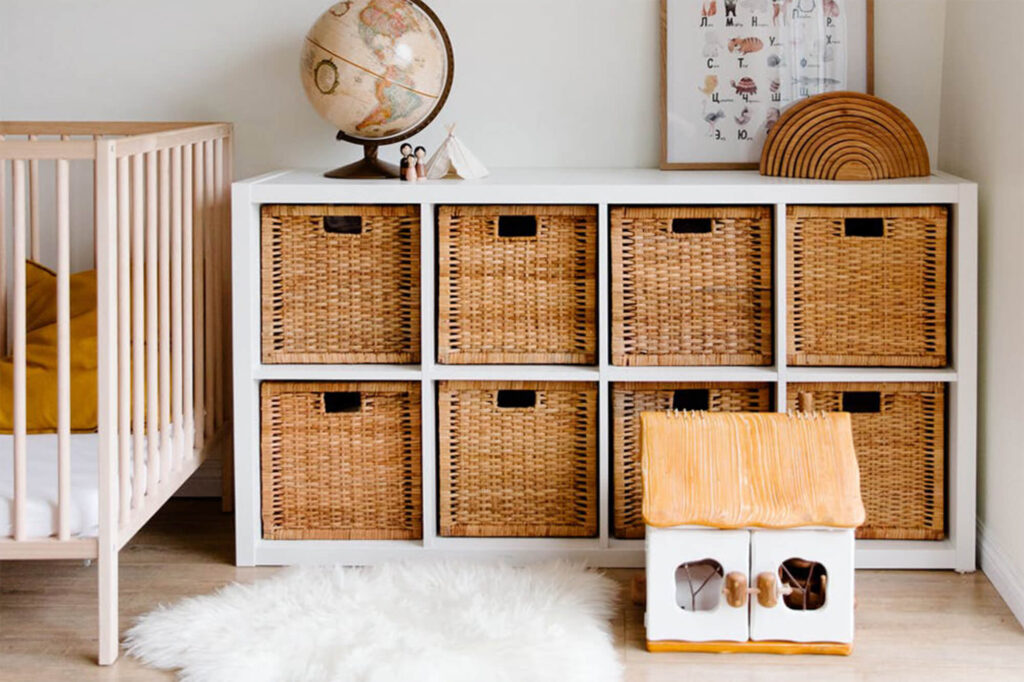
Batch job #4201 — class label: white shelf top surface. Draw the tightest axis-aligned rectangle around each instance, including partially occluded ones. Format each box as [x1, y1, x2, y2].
[237, 168, 976, 205]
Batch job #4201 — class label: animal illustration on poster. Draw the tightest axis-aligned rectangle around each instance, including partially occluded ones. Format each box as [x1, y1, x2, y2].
[662, 0, 873, 168]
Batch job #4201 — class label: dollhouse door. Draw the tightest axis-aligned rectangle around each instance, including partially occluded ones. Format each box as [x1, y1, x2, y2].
[748, 529, 856, 643]
[645, 527, 750, 642]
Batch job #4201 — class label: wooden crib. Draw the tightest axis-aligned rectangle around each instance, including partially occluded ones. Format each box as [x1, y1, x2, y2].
[0, 122, 232, 664]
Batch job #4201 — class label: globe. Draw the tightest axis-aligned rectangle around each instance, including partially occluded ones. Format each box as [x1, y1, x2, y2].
[301, 0, 454, 177]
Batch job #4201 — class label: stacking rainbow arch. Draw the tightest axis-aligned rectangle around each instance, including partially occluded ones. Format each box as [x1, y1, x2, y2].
[760, 91, 931, 181]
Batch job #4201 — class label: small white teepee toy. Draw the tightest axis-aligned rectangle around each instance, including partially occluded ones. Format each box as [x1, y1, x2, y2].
[424, 124, 489, 180]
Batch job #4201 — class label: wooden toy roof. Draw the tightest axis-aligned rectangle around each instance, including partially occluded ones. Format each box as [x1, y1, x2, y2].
[641, 412, 866, 530]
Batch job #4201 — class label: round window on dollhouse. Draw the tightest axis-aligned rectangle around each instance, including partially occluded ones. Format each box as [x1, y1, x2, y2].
[674, 560, 724, 611]
[779, 558, 828, 611]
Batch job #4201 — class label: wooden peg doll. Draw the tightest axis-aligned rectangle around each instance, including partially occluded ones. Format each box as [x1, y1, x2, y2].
[399, 143, 413, 181]
[404, 154, 418, 182]
[415, 146, 427, 180]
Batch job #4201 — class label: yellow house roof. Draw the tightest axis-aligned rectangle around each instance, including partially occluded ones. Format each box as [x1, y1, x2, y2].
[641, 412, 866, 530]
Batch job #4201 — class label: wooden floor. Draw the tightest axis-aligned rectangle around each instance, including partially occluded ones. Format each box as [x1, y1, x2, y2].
[2, 500, 1024, 681]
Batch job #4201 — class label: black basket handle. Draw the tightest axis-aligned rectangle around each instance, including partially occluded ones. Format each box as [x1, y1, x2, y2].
[841, 391, 881, 413]
[324, 215, 363, 234]
[671, 217, 712, 234]
[672, 389, 710, 411]
[497, 215, 537, 238]
[323, 391, 362, 413]
[496, 389, 537, 408]
[844, 217, 884, 237]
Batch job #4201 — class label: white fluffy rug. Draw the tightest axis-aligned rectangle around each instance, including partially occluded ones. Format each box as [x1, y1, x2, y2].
[125, 561, 623, 682]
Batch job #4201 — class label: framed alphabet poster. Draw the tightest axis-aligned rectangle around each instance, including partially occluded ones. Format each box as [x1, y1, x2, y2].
[661, 0, 873, 169]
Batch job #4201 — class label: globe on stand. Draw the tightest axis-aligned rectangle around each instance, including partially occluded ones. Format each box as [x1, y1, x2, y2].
[301, 0, 454, 178]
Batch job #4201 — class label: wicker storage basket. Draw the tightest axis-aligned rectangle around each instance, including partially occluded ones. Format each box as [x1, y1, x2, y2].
[260, 381, 422, 540]
[612, 382, 773, 539]
[788, 205, 948, 367]
[611, 205, 773, 366]
[437, 205, 597, 365]
[788, 382, 945, 540]
[437, 381, 598, 536]
[261, 205, 420, 364]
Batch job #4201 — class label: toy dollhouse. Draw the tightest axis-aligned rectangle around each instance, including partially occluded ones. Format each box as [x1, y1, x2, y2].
[641, 411, 866, 655]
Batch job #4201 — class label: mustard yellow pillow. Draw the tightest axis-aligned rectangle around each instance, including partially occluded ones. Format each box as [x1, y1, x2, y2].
[0, 262, 98, 433]
[25, 261, 97, 333]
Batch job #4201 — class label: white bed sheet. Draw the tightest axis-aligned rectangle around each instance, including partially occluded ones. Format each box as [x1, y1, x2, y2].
[0, 433, 150, 539]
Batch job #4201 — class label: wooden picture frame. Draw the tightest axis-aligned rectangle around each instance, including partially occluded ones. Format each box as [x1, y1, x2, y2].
[661, 0, 874, 170]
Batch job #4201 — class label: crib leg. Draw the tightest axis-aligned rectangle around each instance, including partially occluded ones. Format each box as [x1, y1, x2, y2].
[98, 549, 119, 665]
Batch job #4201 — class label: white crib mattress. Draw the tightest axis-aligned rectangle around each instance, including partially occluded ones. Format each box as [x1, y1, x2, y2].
[0, 433, 148, 539]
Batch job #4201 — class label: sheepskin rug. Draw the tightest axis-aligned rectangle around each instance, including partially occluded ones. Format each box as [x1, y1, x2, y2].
[125, 561, 623, 682]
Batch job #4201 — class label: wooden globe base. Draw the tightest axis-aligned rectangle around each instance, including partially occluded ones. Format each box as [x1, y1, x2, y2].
[760, 92, 931, 181]
[324, 144, 400, 179]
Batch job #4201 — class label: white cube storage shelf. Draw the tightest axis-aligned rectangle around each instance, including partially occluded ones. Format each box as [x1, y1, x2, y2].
[232, 169, 977, 571]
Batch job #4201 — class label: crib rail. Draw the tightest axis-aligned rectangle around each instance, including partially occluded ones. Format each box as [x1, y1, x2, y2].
[0, 123, 232, 546]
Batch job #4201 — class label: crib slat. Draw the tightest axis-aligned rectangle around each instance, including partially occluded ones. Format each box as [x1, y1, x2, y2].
[145, 151, 160, 493]
[203, 140, 215, 441]
[12, 160, 27, 541]
[93, 136, 100, 269]
[220, 133, 234, 510]
[94, 138, 120, 666]
[212, 138, 224, 431]
[28, 136, 40, 262]
[0, 139, 7, 359]
[192, 142, 206, 453]
[116, 157, 131, 525]
[131, 153, 146, 507]
[182, 145, 195, 459]
[158, 149, 172, 483]
[56, 155, 72, 540]
[171, 146, 184, 471]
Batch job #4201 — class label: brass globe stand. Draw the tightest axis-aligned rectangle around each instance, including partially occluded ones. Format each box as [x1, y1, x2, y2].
[324, 136, 399, 179]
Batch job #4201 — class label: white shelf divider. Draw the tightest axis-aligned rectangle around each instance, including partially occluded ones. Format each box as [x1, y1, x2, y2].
[431, 365, 600, 381]
[774, 202, 789, 413]
[254, 364, 423, 381]
[950, 182, 979, 572]
[784, 367, 959, 383]
[419, 202, 438, 549]
[602, 365, 778, 383]
[233, 169, 978, 571]
[597, 202, 611, 548]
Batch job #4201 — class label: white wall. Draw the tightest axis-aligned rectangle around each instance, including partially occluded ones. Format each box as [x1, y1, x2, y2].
[939, 0, 1024, 623]
[0, 0, 944, 177]
[874, 0, 946, 162]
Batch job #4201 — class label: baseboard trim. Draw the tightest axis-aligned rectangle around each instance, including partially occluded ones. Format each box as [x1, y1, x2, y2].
[978, 520, 1024, 628]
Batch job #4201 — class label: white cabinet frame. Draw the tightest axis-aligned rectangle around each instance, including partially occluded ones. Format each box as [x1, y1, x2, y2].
[232, 169, 977, 571]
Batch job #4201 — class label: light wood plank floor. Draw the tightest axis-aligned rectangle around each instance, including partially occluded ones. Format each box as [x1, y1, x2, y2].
[2, 500, 1023, 681]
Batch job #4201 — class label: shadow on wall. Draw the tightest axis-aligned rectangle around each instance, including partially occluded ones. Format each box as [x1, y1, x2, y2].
[186, 37, 345, 179]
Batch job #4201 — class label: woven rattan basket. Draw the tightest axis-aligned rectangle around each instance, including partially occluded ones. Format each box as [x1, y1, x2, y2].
[612, 382, 773, 539]
[788, 382, 945, 540]
[437, 205, 597, 365]
[438, 381, 598, 536]
[611, 205, 773, 366]
[261, 205, 420, 364]
[788, 205, 948, 367]
[260, 381, 422, 540]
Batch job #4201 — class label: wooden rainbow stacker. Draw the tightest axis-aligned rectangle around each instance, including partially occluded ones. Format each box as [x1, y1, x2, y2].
[641, 411, 866, 655]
